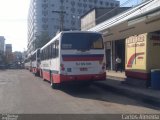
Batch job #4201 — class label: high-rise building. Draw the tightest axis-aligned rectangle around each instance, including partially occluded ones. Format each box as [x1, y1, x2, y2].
[0, 36, 5, 54]
[0, 36, 5, 64]
[28, 0, 120, 53]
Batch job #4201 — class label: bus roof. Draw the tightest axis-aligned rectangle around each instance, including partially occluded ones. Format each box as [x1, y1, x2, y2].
[40, 31, 102, 51]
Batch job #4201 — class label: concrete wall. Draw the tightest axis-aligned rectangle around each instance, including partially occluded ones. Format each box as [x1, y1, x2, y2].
[81, 10, 96, 31]
[81, 7, 130, 31]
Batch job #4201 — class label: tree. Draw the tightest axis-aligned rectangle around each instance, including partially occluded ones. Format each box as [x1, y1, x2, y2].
[34, 32, 51, 49]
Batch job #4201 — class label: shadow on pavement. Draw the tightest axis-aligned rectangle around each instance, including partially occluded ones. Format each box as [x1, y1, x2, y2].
[58, 83, 160, 111]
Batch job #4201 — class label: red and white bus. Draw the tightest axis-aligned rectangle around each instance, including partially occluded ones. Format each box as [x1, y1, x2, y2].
[31, 49, 40, 76]
[40, 31, 106, 88]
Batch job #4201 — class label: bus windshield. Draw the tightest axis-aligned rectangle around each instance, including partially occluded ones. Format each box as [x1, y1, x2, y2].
[61, 33, 104, 50]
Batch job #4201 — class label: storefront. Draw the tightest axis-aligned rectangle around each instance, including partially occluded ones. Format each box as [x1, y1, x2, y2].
[105, 39, 125, 71]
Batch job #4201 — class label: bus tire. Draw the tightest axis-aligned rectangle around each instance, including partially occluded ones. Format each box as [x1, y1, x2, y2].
[50, 76, 59, 89]
[35, 72, 38, 77]
[40, 69, 43, 78]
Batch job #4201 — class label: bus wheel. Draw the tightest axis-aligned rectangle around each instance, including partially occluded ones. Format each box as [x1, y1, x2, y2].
[50, 77, 59, 89]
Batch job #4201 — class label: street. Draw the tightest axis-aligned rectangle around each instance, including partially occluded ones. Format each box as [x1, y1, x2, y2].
[0, 70, 159, 114]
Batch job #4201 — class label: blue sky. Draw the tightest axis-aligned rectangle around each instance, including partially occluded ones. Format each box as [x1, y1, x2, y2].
[0, 0, 141, 52]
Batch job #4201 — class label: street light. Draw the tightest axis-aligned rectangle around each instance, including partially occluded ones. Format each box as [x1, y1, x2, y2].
[52, 10, 66, 31]
[52, 0, 66, 31]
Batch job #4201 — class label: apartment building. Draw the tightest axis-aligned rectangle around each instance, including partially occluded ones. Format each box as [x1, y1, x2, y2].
[28, 0, 120, 53]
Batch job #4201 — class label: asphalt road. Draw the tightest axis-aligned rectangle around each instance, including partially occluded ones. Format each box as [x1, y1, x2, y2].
[0, 69, 159, 114]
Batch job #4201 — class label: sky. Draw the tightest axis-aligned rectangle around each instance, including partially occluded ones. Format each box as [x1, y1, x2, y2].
[0, 0, 30, 52]
[0, 0, 141, 52]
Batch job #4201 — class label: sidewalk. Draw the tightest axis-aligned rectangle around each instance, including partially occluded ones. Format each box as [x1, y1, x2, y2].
[94, 70, 160, 108]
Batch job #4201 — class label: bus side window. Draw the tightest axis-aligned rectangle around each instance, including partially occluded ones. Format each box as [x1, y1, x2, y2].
[48, 45, 50, 59]
[44, 48, 47, 60]
[47, 46, 49, 59]
[52, 43, 54, 58]
[52, 42, 55, 58]
[50, 45, 52, 59]
[55, 40, 59, 58]
[42, 50, 43, 60]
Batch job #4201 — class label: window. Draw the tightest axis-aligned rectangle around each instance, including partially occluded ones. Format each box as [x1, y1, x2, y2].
[94, 0, 97, 4]
[77, 2, 82, 7]
[89, 0, 92, 3]
[42, 4, 48, 9]
[42, 10, 48, 16]
[83, 3, 87, 8]
[42, 24, 48, 30]
[43, 0, 48, 2]
[52, 43, 55, 58]
[71, 7, 75, 13]
[51, 40, 59, 58]
[71, 1, 75, 6]
[115, 4, 119, 7]
[61, 33, 104, 50]
[110, 3, 114, 7]
[105, 2, 109, 6]
[89, 5, 93, 9]
[55, 40, 59, 58]
[42, 17, 48, 23]
[100, 1, 103, 5]
[77, 9, 82, 14]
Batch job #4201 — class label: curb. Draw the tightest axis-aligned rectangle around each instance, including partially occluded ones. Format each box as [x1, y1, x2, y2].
[93, 80, 160, 109]
[107, 75, 125, 81]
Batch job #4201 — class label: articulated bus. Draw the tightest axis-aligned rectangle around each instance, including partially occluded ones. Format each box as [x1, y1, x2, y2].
[40, 31, 106, 88]
[31, 49, 40, 76]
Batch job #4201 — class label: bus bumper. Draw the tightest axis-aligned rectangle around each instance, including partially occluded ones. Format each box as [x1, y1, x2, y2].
[52, 73, 106, 83]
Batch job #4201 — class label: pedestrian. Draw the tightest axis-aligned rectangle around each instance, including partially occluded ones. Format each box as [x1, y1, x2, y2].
[115, 56, 122, 72]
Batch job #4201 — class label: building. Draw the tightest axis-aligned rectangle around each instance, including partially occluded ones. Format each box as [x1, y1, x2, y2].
[0, 36, 5, 64]
[81, 7, 130, 70]
[0, 36, 5, 54]
[27, 0, 120, 53]
[5, 44, 13, 64]
[81, 7, 130, 30]
[5, 44, 12, 53]
[87, 0, 160, 73]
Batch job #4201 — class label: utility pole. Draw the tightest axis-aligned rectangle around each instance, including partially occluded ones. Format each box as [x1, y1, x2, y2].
[52, 0, 66, 31]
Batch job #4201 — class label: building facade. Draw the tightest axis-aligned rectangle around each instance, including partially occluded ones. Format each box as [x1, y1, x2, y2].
[28, 0, 120, 54]
[0, 36, 5, 53]
[0, 36, 5, 64]
[81, 7, 130, 30]
[81, 7, 130, 70]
